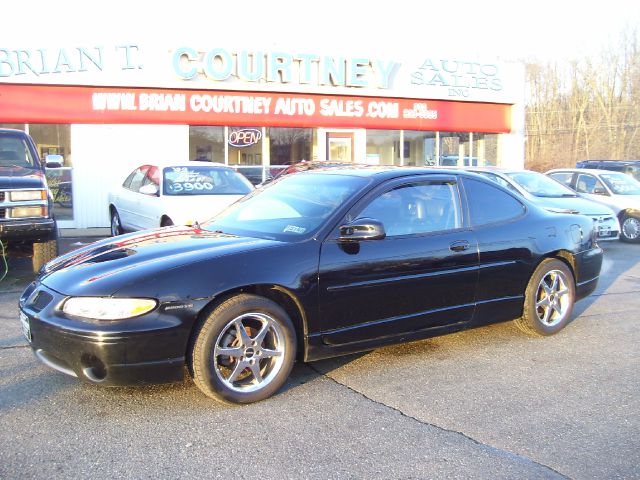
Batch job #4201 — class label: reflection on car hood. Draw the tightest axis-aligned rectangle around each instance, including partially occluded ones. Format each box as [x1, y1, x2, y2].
[0, 166, 45, 189]
[40, 226, 279, 295]
[533, 196, 615, 216]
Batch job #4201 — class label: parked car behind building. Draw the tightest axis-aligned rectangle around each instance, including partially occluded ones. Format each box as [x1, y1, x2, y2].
[547, 168, 640, 243]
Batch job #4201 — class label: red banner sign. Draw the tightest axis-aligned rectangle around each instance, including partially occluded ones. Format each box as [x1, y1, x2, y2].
[0, 84, 511, 133]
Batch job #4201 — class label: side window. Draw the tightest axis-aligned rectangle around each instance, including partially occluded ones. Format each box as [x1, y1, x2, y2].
[576, 174, 604, 194]
[549, 172, 574, 188]
[477, 172, 519, 194]
[127, 166, 149, 193]
[357, 182, 461, 237]
[464, 178, 525, 226]
[122, 169, 137, 189]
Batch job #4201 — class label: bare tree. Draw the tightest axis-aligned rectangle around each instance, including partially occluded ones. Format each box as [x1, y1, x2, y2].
[525, 26, 640, 171]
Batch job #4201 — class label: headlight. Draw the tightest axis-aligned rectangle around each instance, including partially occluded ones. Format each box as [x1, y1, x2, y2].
[10, 206, 47, 218]
[10, 190, 47, 201]
[63, 297, 157, 320]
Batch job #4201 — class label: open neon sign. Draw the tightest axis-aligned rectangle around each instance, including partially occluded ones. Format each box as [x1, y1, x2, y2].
[228, 128, 261, 147]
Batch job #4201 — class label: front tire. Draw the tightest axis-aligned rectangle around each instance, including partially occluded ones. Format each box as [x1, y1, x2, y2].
[190, 294, 297, 404]
[515, 258, 575, 336]
[620, 214, 640, 243]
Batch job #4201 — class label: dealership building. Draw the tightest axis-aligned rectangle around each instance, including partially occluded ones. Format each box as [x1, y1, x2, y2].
[0, 42, 525, 231]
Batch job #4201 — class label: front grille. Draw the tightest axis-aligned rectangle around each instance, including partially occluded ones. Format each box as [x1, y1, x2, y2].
[29, 291, 54, 312]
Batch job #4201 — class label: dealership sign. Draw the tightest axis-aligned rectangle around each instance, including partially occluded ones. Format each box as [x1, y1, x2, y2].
[0, 43, 523, 104]
[0, 84, 511, 133]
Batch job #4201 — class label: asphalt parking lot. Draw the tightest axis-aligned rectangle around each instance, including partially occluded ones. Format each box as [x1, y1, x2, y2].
[1, 238, 638, 479]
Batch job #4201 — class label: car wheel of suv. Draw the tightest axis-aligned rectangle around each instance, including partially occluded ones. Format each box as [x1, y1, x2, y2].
[190, 294, 297, 404]
[515, 258, 575, 336]
[620, 214, 640, 243]
[32, 232, 59, 273]
[110, 209, 123, 236]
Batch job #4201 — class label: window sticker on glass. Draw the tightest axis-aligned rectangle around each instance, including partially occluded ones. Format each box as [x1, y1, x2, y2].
[283, 225, 306, 234]
[166, 167, 215, 193]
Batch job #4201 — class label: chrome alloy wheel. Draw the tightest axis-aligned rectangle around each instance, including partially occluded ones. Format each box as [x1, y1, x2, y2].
[622, 216, 640, 240]
[535, 269, 571, 327]
[213, 312, 285, 393]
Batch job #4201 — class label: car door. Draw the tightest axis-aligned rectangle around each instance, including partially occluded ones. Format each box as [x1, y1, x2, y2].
[318, 174, 479, 346]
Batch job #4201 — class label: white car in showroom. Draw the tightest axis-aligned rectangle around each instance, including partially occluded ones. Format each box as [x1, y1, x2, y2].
[547, 168, 640, 243]
[465, 167, 621, 241]
[109, 162, 253, 235]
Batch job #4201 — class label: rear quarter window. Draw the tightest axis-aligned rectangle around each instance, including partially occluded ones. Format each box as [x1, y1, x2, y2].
[463, 177, 525, 226]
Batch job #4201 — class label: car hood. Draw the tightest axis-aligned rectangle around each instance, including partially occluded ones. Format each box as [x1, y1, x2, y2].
[0, 166, 46, 189]
[534, 196, 615, 216]
[161, 194, 244, 225]
[39, 226, 280, 296]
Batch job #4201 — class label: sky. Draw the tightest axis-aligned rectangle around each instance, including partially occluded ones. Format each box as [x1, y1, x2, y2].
[3, 0, 639, 63]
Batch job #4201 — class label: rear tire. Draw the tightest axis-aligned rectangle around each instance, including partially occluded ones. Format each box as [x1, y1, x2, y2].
[515, 259, 575, 336]
[190, 294, 296, 404]
[110, 208, 123, 236]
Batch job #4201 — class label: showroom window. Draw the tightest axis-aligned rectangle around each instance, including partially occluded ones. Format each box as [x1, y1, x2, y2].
[189, 126, 225, 163]
[402, 131, 438, 166]
[228, 126, 263, 166]
[366, 130, 400, 165]
[267, 127, 312, 166]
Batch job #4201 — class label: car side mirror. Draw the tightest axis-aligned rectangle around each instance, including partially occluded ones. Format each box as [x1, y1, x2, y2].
[338, 218, 386, 242]
[593, 187, 608, 196]
[45, 154, 64, 169]
[139, 183, 159, 196]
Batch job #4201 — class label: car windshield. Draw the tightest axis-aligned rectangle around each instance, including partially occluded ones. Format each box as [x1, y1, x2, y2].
[203, 173, 369, 241]
[600, 172, 640, 195]
[0, 134, 36, 168]
[163, 166, 253, 196]
[506, 171, 577, 198]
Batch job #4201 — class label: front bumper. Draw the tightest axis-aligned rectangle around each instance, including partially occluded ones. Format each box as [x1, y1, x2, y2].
[0, 217, 56, 242]
[19, 283, 191, 386]
[591, 215, 620, 241]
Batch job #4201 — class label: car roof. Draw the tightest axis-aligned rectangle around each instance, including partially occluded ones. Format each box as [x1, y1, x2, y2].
[548, 168, 612, 175]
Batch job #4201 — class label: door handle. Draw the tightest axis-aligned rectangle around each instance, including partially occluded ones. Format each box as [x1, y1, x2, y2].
[449, 240, 470, 252]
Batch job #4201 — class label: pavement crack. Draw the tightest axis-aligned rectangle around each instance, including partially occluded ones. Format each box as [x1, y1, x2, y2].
[0, 345, 29, 350]
[307, 362, 571, 479]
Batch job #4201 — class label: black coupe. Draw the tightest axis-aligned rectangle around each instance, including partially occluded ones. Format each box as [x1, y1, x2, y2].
[19, 167, 603, 404]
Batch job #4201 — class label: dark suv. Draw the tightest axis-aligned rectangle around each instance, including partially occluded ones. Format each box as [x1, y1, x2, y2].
[576, 160, 640, 182]
[0, 128, 58, 272]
